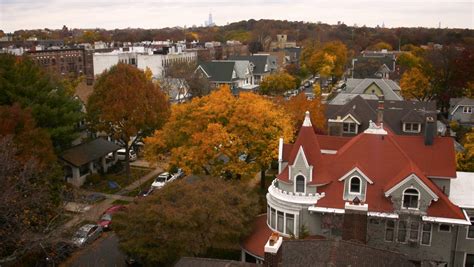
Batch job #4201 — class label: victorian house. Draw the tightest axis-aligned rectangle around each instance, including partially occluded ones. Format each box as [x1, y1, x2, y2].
[242, 112, 473, 266]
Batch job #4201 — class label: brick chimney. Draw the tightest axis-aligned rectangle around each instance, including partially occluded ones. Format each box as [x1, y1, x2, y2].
[264, 233, 282, 267]
[342, 199, 368, 244]
[377, 95, 384, 124]
[424, 116, 436, 146]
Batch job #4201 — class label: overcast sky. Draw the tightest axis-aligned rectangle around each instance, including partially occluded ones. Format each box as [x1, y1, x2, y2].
[1, 0, 473, 32]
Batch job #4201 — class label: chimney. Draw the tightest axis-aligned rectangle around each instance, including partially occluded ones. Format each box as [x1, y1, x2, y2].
[342, 199, 368, 244]
[264, 233, 282, 267]
[424, 116, 436, 146]
[377, 95, 384, 124]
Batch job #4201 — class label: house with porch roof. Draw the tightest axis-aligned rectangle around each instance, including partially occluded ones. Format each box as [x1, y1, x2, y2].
[242, 112, 473, 266]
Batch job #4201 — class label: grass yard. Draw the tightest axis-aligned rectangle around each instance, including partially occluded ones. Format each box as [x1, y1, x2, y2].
[82, 165, 151, 194]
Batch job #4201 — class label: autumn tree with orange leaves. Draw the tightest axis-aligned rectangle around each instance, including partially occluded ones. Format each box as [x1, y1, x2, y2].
[145, 86, 294, 189]
[87, 63, 170, 180]
[400, 67, 433, 101]
[275, 93, 326, 134]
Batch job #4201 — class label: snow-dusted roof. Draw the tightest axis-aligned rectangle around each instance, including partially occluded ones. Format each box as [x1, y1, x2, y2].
[450, 172, 474, 209]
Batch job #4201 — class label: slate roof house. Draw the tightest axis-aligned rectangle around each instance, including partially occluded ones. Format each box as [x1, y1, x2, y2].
[326, 95, 437, 136]
[332, 78, 403, 103]
[196, 60, 258, 93]
[60, 138, 120, 186]
[228, 55, 278, 84]
[449, 97, 474, 126]
[352, 50, 401, 79]
[241, 112, 473, 266]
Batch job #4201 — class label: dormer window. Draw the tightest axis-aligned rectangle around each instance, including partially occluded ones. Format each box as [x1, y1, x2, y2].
[403, 123, 421, 133]
[295, 175, 305, 193]
[343, 122, 357, 134]
[349, 177, 361, 194]
[402, 188, 420, 209]
[463, 106, 472, 114]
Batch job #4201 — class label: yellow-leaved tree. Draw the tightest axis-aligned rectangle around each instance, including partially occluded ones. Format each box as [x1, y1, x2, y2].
[145, 86, 294, 189]
[456, 128, 474, 172]
[259, 72, 296, 96]
[400, 67, 433, 101]
[303, 41, 348, 80]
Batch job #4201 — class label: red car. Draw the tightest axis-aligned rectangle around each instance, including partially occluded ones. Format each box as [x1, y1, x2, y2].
[98, 205, 126, 230]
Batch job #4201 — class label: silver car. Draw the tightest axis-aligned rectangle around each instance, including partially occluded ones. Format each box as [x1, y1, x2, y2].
[72, 224, 103, 247]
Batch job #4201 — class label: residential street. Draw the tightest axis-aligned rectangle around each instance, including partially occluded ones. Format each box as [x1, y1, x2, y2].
[61, 233, 126, 267]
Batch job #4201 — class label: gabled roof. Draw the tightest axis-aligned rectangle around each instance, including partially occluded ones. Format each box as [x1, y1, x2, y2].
[449, 97, 474, 115]
[326, 95, 437, 135]
[228, 55, 274, 74]
[278, 114, 464, 221]
[198, 61, 236, 82]
[60, 138, 121, 167]
[344, 78, 402, 101]
[353, 55, 396, 79]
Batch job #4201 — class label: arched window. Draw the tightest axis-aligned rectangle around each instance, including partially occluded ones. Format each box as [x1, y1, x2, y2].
[402, 188, 419, 209]
[349, 177, 361, 194]
[295, 175, 305, 193]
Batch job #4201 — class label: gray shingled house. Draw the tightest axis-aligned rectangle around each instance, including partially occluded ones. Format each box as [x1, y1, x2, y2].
[60, 138, 121, 187]
[449, 97, 474, 126]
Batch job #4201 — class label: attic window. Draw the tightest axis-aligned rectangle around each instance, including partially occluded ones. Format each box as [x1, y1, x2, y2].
[403, 123, 421, 133]
[349, 177, 361, 194]
[343, 122, 357, 134]
[463, 106, 472, 114]
[295, 175, 305, 193]
[402, 188, 419, 209]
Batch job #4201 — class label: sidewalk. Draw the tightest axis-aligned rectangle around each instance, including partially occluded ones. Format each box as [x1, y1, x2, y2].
[57, 166, 163, 236]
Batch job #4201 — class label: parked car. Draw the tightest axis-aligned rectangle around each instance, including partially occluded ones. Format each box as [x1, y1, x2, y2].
[72, 224, 102, 247]
[113, 148, 137, 161]
[98, 205, 126, 230]
[173, 168, 185, 179]
[136, 186, 154, 198]
[151, 172, 175, 188]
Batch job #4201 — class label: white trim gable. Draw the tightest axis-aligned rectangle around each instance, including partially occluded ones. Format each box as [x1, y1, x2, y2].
[290, 146, 313, 182]
[195, 65, 210, 78]
[342, 114, 361, 125]
[338, 167, 374, 184]
[384, 173, 439, 201]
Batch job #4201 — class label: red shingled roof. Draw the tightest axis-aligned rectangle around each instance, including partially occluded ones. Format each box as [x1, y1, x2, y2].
[241, 214, 272, 259]
[278, 124, 464, 220]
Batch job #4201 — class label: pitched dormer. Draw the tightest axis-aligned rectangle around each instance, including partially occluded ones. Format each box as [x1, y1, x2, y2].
[338, 167, 374, 202]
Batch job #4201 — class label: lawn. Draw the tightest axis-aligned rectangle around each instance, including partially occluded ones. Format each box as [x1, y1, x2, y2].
[82, 164, 151, 194]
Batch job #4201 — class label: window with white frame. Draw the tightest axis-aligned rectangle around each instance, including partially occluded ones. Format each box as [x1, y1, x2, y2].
[277, 211, 284, 232]
[270, 208, 276, 229]
[343, 122, 357, 134]
[468, 217, 474, 239]
[408, 221, 420, 241]
[403, 123, 421, 133]
[286, 214, 295, 235]
[385, 220, 395, 242]
[402, 188, 420, 209]
[421, 223, 432, 245]
[295, 175, 305, 193]
[349, 176, 361, 194]
[397, 221, 407, 243]
[463, 106, 472, 114]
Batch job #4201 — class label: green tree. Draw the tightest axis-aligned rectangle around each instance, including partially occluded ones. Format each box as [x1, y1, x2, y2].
[0, 54, 83, 150]
[259, 72, 296, 96]
[87, 63, 170, 180]
[113, 176, 259, 266]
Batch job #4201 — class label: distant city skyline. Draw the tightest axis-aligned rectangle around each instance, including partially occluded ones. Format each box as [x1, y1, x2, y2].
[1, 0, 473, 33]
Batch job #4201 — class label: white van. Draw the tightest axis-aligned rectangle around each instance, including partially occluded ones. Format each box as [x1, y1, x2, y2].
[115, 148, 137, 161]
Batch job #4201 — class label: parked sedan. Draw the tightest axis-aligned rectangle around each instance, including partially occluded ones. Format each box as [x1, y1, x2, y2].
[151, 172, 175, 189]
[98, 205, 126, 230]
[72, 224, 103, 247]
